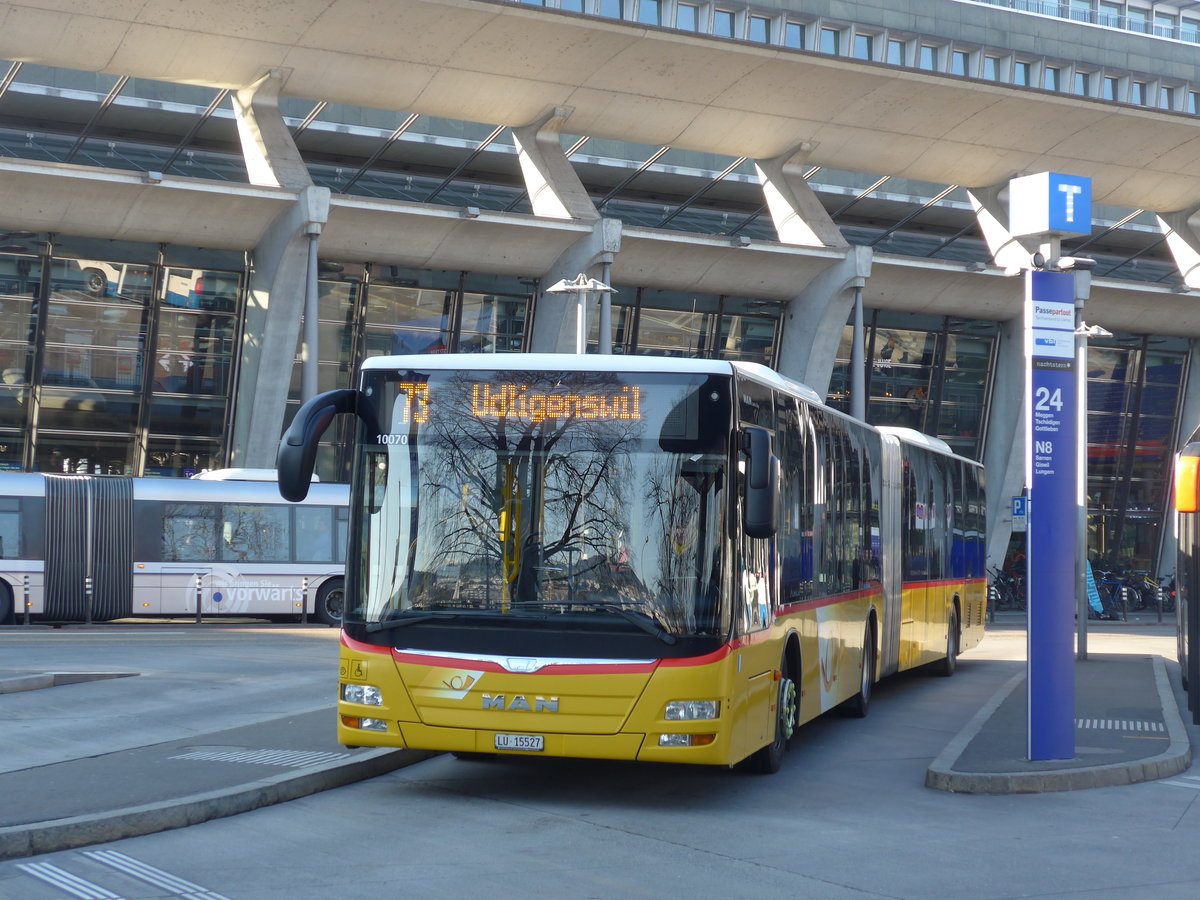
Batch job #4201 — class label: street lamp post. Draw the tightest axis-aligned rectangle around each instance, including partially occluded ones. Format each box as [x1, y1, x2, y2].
[545, 273, 617, 354]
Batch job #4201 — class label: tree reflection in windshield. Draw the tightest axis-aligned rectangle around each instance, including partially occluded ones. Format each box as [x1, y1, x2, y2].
[359, 369, 728, 638]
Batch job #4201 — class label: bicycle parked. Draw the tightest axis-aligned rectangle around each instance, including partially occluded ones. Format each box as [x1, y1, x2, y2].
[988, 565, 1026, 612]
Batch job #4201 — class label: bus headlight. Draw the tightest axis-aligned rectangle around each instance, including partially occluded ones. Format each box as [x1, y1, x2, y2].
[341, 683, 383, 706]
[664, 700, 720, 721]
[342, 715, 388, 732]
[659, 733, 716, 747]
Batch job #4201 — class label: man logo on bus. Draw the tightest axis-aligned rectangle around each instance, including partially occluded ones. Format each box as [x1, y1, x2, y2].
[482, 694, 560, 712]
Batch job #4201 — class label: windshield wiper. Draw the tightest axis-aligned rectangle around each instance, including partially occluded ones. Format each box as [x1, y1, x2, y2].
[513, 600, 677, 645]
[366, 612, 439, 633]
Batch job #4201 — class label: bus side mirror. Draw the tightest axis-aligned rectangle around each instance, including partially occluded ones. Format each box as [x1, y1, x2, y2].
[278, 389, 380, 501]
[1177, 445, 1200, 514]
[742, 425, 779, 539]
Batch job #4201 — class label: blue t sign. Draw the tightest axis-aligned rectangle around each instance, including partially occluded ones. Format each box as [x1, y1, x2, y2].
[1026, 270, 1077, 761]
[1047, 174, 1092, 235]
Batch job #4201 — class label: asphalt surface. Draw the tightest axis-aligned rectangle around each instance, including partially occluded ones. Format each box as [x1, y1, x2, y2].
[0, 616, 1192, 861]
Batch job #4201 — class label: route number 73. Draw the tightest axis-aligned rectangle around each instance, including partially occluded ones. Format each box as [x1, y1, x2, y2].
[1034, 386, 1064, 412]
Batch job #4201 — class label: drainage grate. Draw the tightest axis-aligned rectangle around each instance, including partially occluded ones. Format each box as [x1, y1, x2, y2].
[168, 748, 352, 768]
[1075, 719, 1164, 732]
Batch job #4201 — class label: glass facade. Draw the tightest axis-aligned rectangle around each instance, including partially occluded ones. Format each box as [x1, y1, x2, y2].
[0, 238, 243, 477]
[1087, 342, 1186, 571]
[829, 314, 997, 461]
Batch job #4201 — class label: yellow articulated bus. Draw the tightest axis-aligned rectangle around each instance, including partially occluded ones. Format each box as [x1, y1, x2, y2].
[279, 355, 986, 773]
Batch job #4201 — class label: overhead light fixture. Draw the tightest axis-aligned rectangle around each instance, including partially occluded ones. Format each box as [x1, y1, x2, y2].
[463, 206, 481, 218]
[731, 235, 751, 248]
[964, 260, 986, 271]
[143, 170, 164, 184]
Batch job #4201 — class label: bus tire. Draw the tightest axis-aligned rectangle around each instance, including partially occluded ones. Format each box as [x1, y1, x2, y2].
[844, 621, 875, 718]
[0, 581, 12, 624]
[746, 660, 797, 775]
[83, 268, 107, 296]
[938, 610, 959, 678]
[314, 579, 344, 627]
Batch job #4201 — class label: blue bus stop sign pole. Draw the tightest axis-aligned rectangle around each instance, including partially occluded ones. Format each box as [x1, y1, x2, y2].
[1026, 269, 1077, 760]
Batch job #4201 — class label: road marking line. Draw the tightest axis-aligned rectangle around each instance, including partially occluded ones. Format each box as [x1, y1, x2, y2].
[1075, 718, 1164, 732]
[15, 861, 123, 899]
[167, 748, 350, 767]
[83, 850, 231, 899]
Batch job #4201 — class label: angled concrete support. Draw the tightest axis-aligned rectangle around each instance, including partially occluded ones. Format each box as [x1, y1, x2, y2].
[229, 70, 332, 467]
[1156, 206, 1200, 289]
[967, 184, 1044, 273]
[232, 185, 331, 468]
[232, 70, 312, 189]
[529, 219, 622, 353]
[775, 246, 872, 395]
[754, 144, 847, 249]
[511, 107, 599, 222]
[983, 316, 1027, 572]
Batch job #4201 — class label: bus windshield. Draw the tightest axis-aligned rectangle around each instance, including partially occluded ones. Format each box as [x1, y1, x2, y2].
[349, 368, 732, 642]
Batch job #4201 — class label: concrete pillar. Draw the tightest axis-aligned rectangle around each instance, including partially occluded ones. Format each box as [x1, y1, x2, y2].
[774, 246, 872, 395]
[231, 186, 330, 468]
[529, 219, 623, 353]
[984, 315, 1028, 573]
[1156, 206, 1200, 289]
[228, 71, 330, 467]
[754, 144, 847, 248]
[511, 107, 599, 222]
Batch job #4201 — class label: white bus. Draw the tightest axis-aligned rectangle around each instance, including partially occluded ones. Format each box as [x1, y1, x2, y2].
[0, 472, 347, 624]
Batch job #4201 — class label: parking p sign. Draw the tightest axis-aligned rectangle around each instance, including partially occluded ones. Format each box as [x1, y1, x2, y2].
[1012, 496, 1027, 532]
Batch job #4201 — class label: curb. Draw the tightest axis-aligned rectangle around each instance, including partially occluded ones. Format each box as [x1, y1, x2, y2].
[926, 656, 1192, 793]
[0, 747, 436, 861]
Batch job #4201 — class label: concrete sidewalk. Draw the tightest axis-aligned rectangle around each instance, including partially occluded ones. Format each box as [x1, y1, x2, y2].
[0, 701, 434, 860]
[927, 645, 1193, 793]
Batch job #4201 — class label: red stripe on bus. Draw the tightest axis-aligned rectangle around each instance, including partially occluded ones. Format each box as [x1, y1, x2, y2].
[342, 631, 392, 656]
[903, 577, 987, 590]
[777, 586, 883, 617]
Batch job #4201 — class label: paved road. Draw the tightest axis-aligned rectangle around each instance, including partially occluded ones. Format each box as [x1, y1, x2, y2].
[0, 624, 340, 774]
[2, 622, 1197, 899]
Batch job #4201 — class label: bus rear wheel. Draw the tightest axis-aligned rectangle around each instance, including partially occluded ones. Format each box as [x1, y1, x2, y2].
[746, 663, 797, 775]
[315, 579, 344, 627]
[938, 610, 959, 677]
[843, 622, 875, 718]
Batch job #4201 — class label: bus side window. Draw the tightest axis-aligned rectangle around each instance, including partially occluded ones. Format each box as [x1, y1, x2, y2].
[222, 504, 289, 563]
[295, 506, 334, 563]
[0, 499, 19, 558]
[162, 503, 218, 561]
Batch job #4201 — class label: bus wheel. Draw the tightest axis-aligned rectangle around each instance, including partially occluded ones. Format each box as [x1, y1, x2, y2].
[746, 664, 797, 775]
[83, 268, 107, 296]
[315, 579, 344, 627]
[844, 622, 875, 718]
[0, 582, 12, 625]
[938, 611, 959, 677]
